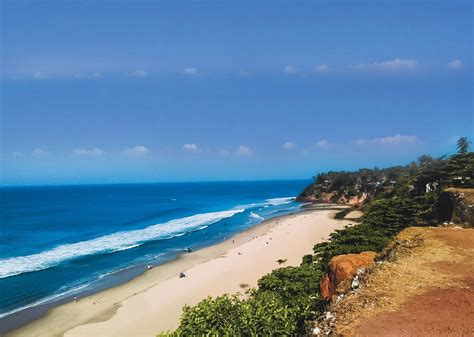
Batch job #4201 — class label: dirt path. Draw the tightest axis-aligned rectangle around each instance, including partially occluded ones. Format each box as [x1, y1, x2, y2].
[331, 226, 474, 336]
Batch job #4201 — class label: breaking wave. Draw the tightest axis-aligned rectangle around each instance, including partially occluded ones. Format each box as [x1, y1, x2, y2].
[0, 209, 244, 279]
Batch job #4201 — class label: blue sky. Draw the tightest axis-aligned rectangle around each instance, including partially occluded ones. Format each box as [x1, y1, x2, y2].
[1, 0, 472, 185]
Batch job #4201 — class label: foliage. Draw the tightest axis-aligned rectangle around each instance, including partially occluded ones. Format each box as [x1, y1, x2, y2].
[256, 264, 324, 325]
[457, 136, 471, 154]
[300, 143, 474, 202]
[313, 223, 390, 266]
[167, 293, 301, 336]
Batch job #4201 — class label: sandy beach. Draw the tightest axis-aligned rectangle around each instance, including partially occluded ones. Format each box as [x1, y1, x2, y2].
[8, 206, 351, 337]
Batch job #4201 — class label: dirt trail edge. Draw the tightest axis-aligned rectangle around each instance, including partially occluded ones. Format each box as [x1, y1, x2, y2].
[330, 226, 474, 337]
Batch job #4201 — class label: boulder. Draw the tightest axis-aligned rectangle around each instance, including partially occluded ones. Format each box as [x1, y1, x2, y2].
[320, 251, 377, 301]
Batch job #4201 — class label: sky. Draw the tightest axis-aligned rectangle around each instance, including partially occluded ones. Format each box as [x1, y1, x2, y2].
[0, 0, 473, 185]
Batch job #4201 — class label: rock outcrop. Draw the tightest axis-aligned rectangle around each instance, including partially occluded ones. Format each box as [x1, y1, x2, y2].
[320, 251, 377, 301]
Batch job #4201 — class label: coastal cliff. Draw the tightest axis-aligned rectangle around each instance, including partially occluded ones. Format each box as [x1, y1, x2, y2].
[298, 152, 474, 210]
[296, 169, 399, 207]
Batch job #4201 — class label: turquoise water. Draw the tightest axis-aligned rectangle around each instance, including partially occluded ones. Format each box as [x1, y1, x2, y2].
[0, 180, 309, 331]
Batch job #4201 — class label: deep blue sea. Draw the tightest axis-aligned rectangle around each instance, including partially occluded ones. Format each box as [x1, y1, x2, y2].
[0, 180, 309, 330]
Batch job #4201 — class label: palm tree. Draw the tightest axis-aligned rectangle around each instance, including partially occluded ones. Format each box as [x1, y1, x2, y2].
[456, 137, 471, 154]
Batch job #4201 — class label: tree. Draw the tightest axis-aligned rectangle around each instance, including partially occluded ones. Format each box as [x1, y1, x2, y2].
[417, 154, 434, 166]
[457, 137, 471, 154]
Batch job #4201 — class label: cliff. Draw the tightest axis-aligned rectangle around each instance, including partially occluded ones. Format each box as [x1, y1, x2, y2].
[298, 152, 474, 209]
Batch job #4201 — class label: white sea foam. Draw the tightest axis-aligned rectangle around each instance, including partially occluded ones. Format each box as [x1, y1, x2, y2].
[237, 196, 295, 211]
[111, 244, 140, 253]
[249, 212, 264, 221]
[265, 196, 295, 205]
[0, 209, 244, 279]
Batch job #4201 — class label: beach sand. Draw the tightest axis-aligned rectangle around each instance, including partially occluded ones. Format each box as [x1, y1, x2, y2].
[8, 206, 351, 337]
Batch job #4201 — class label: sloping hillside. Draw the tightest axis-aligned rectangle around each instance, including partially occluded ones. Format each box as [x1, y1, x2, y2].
[323, 226, 474, 336]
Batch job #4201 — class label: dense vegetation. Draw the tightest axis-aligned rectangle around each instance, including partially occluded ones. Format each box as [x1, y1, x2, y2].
[164, 138, 473, 336]
[299, 138, 473, 205]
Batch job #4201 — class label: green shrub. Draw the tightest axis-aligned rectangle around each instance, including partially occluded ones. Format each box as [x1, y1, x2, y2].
[256, 264, 324, 330]
[167, 293, 301, 336]
[313, 224, 389, 265]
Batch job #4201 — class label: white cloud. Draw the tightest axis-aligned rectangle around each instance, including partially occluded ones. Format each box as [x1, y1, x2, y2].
[314, 64, 329, 72]
[235, 145, 253, 156]
[239, 69, 249, 77]
[282, 141, 297, 150]
[283, 65, 298, 75]
[355, 134, 417, 146]
[12, 152, 25, 157]
[183, 68, 197, 75]
[131, 70, 148, 77]
[314, 140, 329, 149]
[73, 148, 105, 156]
[183, 143, 202, 153]
[448, 59, 462, 70]
[354, 58, 418, 71]
[32, 148, 49, 156]
[122, 145, 149, 156]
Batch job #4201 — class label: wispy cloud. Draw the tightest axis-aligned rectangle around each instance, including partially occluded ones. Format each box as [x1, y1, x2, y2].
[122, 145, 149, 156]
[314, 139, 330, 149]
[32, 148, 49, 156]
[448, 59, 462, 70]
[282, 141, 297, 150]
[183, 143, 202, 153]
[235, 145, 253, 156]
[354, 134, 417, 145]
[73, 148, 105, 156]
[283, 65, 298, 75]
[183, 68, 197, 75]
[218, 149, 231, 156]
[314, 64, 329, 73]
[130, 70, 148, 77]
[354, 58, 418, 72]
[12, 152, 25, 158]
[74, 72, 103, 79]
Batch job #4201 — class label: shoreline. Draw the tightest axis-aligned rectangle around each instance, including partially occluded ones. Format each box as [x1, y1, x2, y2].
[7, 204, 350, 337]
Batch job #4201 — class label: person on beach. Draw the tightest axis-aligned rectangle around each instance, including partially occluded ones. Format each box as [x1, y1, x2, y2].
[179, 272, 186, 278]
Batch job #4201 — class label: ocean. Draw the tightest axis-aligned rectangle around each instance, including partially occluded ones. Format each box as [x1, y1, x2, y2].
[0, 180, 309, 331]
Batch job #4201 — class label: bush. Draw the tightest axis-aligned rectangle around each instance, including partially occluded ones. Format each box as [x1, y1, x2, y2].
[313, 223, 389, 265]
[167, 293, 301, 336]
[256, 264, 324, 330]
